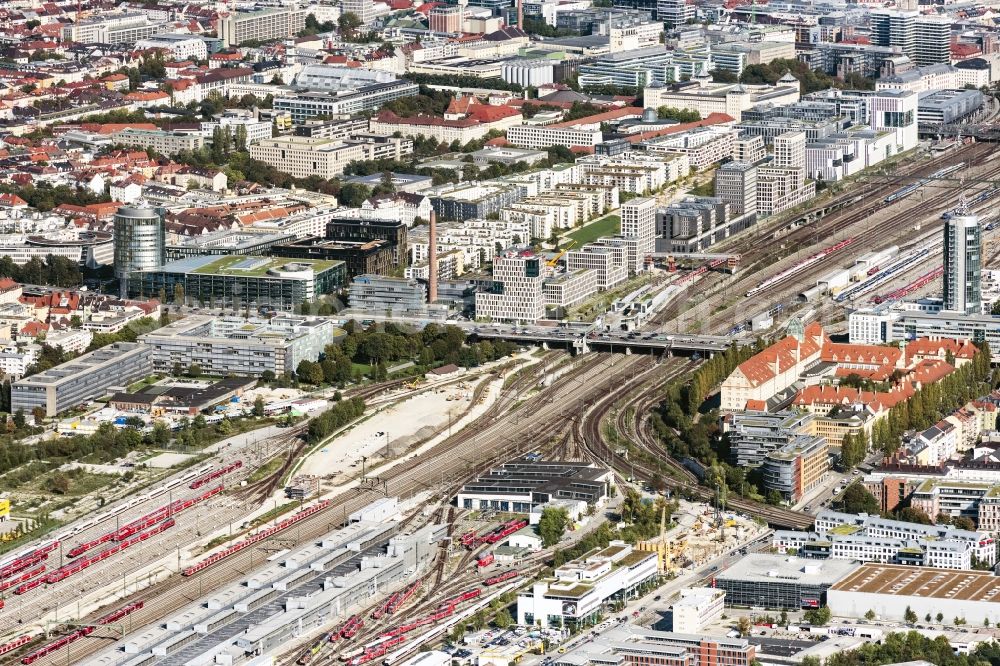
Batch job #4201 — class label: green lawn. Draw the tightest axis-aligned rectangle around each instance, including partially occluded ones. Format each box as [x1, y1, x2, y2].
[192, 255, 338, 276]
[566, 215, 621, 247]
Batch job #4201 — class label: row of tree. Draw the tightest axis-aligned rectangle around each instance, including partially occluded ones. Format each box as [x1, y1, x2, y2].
[306, 397, 366, 444]
[801, 630, 1000, 666]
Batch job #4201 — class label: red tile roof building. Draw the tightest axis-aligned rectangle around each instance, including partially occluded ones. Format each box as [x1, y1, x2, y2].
[722, 323, 975, 417]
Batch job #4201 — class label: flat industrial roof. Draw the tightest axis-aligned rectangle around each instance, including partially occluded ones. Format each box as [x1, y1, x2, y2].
[716, 553, 860, 585]
[830, 563, 1000, 603]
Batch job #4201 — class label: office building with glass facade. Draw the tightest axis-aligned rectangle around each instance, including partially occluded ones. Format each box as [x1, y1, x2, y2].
[114, 204, 165, 297]
[714, 554, 859, 610]
[128, 255, 345, 311]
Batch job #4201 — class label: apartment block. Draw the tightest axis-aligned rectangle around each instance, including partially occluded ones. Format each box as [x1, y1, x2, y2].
[274, 82, 420, 122]
[12, 342, 152, 417]
[761, 435, 829, 502]
[517, 543, 658, 629]
[543, 269, 599, 309]
[620, 197, 656, 261]
[656, 196, 756, 254]
[671, 588, 726, 634]
[723, 410, 817, 468]
[62, 13, 168, 43]
[112, 128, 204, 155]
[809, 509, 996, 566]
[553, 626, 755, 666]
[566, 246, 628, 291]
[249, 136, 366, 180]
[506, 124, 604, 150]
[714, 161, 757, 217]
[348, 275, 427, 316]
[219, 7, 307, 47]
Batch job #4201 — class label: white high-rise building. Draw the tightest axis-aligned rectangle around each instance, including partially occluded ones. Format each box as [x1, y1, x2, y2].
[943, 212, 982, 315]
[773, 131, 806, 170]
[475, 252, 545, 322]
[620, 196, 657, 263]
[657, 0, 693, 28]
[343, 0, 376, 25]
[868, 89, 919, 154]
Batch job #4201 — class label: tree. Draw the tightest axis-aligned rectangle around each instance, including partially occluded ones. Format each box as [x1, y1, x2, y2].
[865, 609, 876, 621]
[936, 612, 944, 623]
[896, 506, 933, 525]
[300, 300, 312, 316]
[803, 605, 832, 626]
[339, 11, 363, 40]
[953, 516, 976, 531]
[261, 370, 276, 383]
[188, 363, 202, 378]
[494, 608, 514, 629]
[12, 409, 25, 429]
[48, 472, 70, 495]
[904, 606, 918, 625]
[538, 506, 570, 547]
[839, 484, 880, 515]
[173, 283, 185, 305]
[338, 182, 371, 207]
[656, 106, 702, 123]
[710, 68, 738, 83]
[31, 406, 45, 424]
[736, 616, 751, 637]
[779, 610, 788, 626]
[253, 395, 265, 417]
[234, 124, 248, 152]
[840, 431, 866, 468]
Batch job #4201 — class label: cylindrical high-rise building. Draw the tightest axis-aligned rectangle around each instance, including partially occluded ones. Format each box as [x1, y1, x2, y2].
[943, 212, 982, 315]
[113, 204, 165, 297]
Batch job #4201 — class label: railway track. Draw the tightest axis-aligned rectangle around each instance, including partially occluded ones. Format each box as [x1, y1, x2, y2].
[15, 352, 641, 666]
[676, 151, 1000, 334]
[648, 142, 994, 329]
[574, 358, 814, 530]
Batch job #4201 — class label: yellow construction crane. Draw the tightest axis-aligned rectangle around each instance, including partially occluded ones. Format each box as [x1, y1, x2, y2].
[547, 241, 575, 267]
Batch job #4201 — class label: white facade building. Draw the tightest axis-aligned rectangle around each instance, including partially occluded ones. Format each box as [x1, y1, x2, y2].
[517, 542, 658, 629]
[501, 60, 556, 88]
[620, 196, 656, 262]
[671, 588, 726, 634]
[475, 252, 545, 322]
[135, 33, 208, 60]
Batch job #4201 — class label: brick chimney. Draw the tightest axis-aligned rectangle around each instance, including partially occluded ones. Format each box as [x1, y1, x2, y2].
[428, 209, 438, 304]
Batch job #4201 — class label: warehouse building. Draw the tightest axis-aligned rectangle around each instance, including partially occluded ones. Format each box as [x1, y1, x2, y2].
[139, 315, 335, 378]
[12, 342, 152, 417]
[714, 554, 859, 610]
[456, 460, 612, 513]
[828, 563, 1000, 625]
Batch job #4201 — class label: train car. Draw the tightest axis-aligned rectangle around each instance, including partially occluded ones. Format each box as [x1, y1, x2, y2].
[440, 589, 482, 607]
[340, 647, 365, 661]
[0, 566, 46, 593]
[476, 552, 494, 568]
[13, 579, 43, 595]
[298, 633, 333, 665]
[0, 636, 31, 657]
[483, 570, 519, 586]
